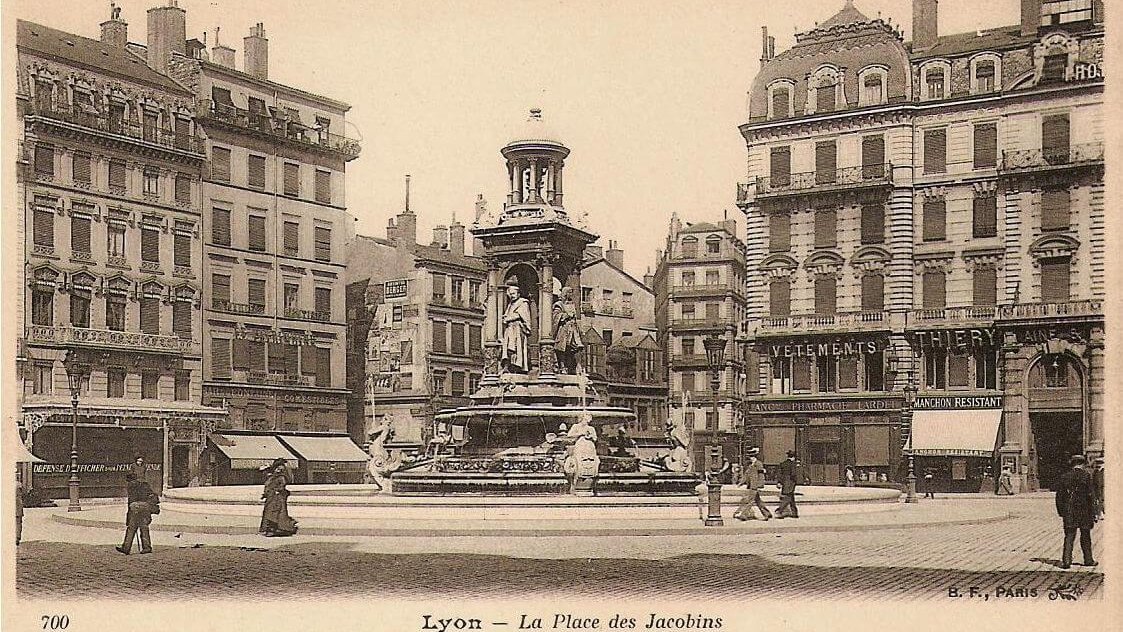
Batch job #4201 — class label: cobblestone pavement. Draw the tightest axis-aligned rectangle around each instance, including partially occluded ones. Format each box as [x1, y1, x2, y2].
[15, 497, 1105, 601]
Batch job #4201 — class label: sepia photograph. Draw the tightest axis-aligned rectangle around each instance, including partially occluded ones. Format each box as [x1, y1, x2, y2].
[2, 0, 1117, 629]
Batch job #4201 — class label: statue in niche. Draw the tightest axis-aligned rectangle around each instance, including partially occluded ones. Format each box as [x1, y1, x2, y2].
[500, 279, 532, 374]
[552, 286, 584, 375]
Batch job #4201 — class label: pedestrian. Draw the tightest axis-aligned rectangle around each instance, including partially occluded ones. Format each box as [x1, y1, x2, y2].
[129, 456, 147, 484]
[845, 465, 855, 488]
[1091, 457, 1104, 517]
[115, 472, 158, 555]
[15, 471, 24, 546]
[1054, 454, 1098, 569]
[734, 448, 771, 521]
[923, 469, 935, 499]
[997, 466, 1015, 495]
[774, 450, 799, 519]
[260, 463, 298, 537]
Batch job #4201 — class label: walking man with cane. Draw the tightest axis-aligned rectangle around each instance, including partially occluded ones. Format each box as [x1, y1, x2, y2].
[116, 472, 159, 555]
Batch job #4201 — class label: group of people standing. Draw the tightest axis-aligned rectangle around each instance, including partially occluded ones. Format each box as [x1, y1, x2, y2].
[733, 449, 800, 521]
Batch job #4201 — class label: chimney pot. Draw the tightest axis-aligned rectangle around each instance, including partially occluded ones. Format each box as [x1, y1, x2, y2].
[449, 222, 466, 257]
[1021, 0, 1043, 36]
[243, 22, 269, 80]
[146, 1, 187, 73]
[912, 0, 939, 52]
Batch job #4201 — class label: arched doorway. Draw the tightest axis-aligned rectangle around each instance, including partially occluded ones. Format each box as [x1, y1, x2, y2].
[1026, 353, 1085, 490]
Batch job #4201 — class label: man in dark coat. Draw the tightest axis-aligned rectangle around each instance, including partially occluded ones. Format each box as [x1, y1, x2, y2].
[1054, 454, 1097, 569]
[116, 472, 157, 555]
[1092, 457, 1104, 517]
[775, 450, 799, 519]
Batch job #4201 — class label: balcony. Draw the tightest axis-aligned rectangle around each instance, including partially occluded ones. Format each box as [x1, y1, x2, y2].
[671, 317, 733, 332]
[24, 325, 198, 355]
[671, 354, 713, 368]
[283, 307, 331, 322]
[672, 248, 745, 264]
[212, 299, 266, 315]
[908, 306, 996, 328]
[670, 283, 740, 299]
[738, 164, 893, 205]
[1000, 143, 1104, 173]
[246, 371, 312, 387]
[430, 296, 484, 312]
[996, 300, 1103, 323]
[756, 311, 888, 337]
[200, 102, 361, 161]
[24, 102, 204, 155]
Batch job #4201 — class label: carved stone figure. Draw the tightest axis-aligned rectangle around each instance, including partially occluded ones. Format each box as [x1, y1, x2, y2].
[366, 414, 405, 492]
[500, 283, 532, 374]
[552, 287, 583, 374]
[664, 419, 693, 473]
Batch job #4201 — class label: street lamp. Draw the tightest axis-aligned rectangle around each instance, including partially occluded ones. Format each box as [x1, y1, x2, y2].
[62, 350, 90, 512]
[903, 381, 918, 504]
[702, 333, 726, 526]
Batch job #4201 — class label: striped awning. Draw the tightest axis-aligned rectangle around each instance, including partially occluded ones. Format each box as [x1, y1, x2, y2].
[906, 409, 1002, 457]
[277, 435, 369, 463]
[210, 433, 298, 470]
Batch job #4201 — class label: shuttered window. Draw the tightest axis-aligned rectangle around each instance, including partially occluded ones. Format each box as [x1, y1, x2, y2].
[283, 162, 300, 197]
[469, 324, 482, 356]
[815, 141, 837, 184]
[212, 208, 231, 246]
[1041, 54, 1067, 84]
[839, 356, 859, 390]
[1041, 188, 1070, 231]
[432, 321, 447, 354]
[33, 208, 54, 247]
[769, 147, 791, 187]
[973, 196, 998, 238]
[973, 267, 997, 307]
[861, 273, 884, 311]
[862, 135, 885, 179]
[973, 123, 997, 168]
[976, 61, 996, 93]
[71, 216, 91, 253]
[247, 154, 266, 188]
[926, 68, 945, 98]
[70, 293, 91, 328]
[173, 300, 192, 336]
[268, 343, 296, 374]
[792, 358, 812, 391]
[451, 322, 466, 356]
[315, 169, 331, 203]
[314, 226, 331, 261]
[314, 286, 331, 316]
[141, 226, 160, 263]
[922, 270, 946, 309]
[771, 87, 790, 119]
[140, 297, 160, 334]
[315, 347, 332, 387]
[1040, 258, 1071, 303]
[212, 274, 231, 306]
[248, 214, 267, 251]
[769, 278, 790, 317]
[106, 296, 126, 331]
[283, 221, 299, 256]
[231, 339, 251, 370]
[924, 129, 947, 173]
[816, 84, 835, 112]
[174, 117, 190, 150]
[175, 173, 191, 203]
[34, 144, 54, 176]
[109, 160, 126, 190]
[211, 146, 231, 182]
[32, 290, 53, 326]
[860, 202, 884, 244]
[248, 341, 266, 372]
[923, 199, 946, 241]
[248, 278, 266, 309]
[1042, 114, 1070, 161]
[814, 209, 836, 248]
[301, 346, 318, 376]
[142, 168, 160, 195]
[814, 276, 837, 315]
[769, 212, 790, 252]
[211, 339, 231, 378]
[72, 152, 91, 184]
[174, 232, 191, 267]
[949, 353, 970, 387]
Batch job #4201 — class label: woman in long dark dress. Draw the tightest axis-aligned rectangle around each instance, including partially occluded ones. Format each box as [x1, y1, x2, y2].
[260, 463, 298, 537]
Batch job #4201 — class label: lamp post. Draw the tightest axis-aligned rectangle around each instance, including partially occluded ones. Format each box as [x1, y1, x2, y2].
[62, 351, 90, 512]
[702, 333, 726, 526]
[903, 382, 918, 504]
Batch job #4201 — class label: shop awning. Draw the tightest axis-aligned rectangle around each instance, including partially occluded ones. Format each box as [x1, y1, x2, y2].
[210, 433, 299, 470]
[906, 409, 1002, 457]
[277, 435, 369, 463]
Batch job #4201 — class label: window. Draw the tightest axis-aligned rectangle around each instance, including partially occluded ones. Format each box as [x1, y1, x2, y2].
[284, 283, 300, 310]
[814, 209, 836, 248]
[107, 222, 126, 257]
[681, 271, 696, 286]
[174, 117, 190, 150]
[681, 371, 696, 393]
[1040, 257, 1071, 303]
[72, 152, 91, 184]
[814, 277, 837, 315]
[211, 339, 231, 379]
[924, 129, 947, 174]
[865, 352, 885, 391]
[451, 371, 466, 396]
[976, 61, 996, 93]
[975, 348, 998, 389]
[32, 289, 53, 326]
[315, 169, 331, 203]
[862, 73, 884, 105]
[925, 348, 947, 389]
[973, 123, 997, 168]
[973, 266, 997, 307]
[451, 322, 466, 356]
[143, 168, 159, 195]
[141, 373, 159, 399]
[706, 236, 721, 255]
[283, 221, 299, 257]
[771, 86, 790, 119]
[400, 340, 414, 364]
[922, 270, 946, 309]
[683, 411, 695, 430]
[212, 274, 231, 307]
[680, 237, 698, 259]
[602, 329, 613, 346]
[469, 324, 482, 356]
[705, 302, 720, 320]
[212, 208, 231, 246]
[1041, 53, 1068, 84]
[770, 357, 792, 394]
[211, 146, 231, 182]
[1041, 188, 1070, 231]
[31, 364, 53, 396]
[923, 199, 946, 241]
[71, 215, 92, 254]
[140, 297, 160, 334]
[283, 162, 300, 197]
[949, 352, 970, 388]
[70, 292, 91, 328]
[314, 226, 332, 261]
[451, 277, 465, 304]
[232, 339, 263, 371]
[432, 321, 447, 353]
[248, 278, 266, 310]
[109, 160, 126, 190]
[770, 146, 791, 188]
[815, 141, 837, 184]
[705, 410, 716, 431]
[33, 207, 54, 247]
[141, 225, 160, 263]
[925, 67, 945, 99]
[816, 83, 836, 112]
[106, 296, 125, 331]
[173, 300, 192, 337]
[315, 287, 331, 317]
[705, 270, 720, 285]
[247, 155, 266, 189]
[34, 144, 53, 176]
[268, 343, 296, 375]
[861, 273, 884, 312]
[793, 357, 812, 391]
[973, 196, 998, 238]
[174, 231, 191, 267]
[143, 112, 158, 142]
[862, 135, 885, 179]
[769, 212, 791, 252]
[432, 273, 446, 302]
[680, 302, 695, 318]
[861, 202, 884, 244]
[1042, 114, 1070, 163]
[681, 338, 696, 356]
[175, 173, 191, 203]
[817, 357, 837, 393]
[107, 368, 126, 398]
[769, 278, 791, 317]
[175, 371, 190, 401]
[248, 214, 267, 251]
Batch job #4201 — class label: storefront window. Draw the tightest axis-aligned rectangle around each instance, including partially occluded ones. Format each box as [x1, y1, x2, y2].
[925, 349, 947, 389]
[771, 357, 792, 394]
[865, 351, 885, 391]
[816, 357, 837, 393]
[974, 348, 998, 389]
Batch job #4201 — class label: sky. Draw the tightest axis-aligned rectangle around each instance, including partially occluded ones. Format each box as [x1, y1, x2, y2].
[10, 0, 1023, 277]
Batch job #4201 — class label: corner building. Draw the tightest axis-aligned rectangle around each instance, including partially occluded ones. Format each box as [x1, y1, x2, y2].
[737, 0, 1103, 490]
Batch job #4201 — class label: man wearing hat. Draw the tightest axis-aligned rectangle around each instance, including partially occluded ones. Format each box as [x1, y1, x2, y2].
[1092, 457, 1105, 517]
[734, 447, 771, 521]
[775, 450, 799, 519]
[1054, 454, 1098, 569]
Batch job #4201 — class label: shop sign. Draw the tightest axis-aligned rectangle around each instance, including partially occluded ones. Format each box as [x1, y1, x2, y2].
[1014, 327, 1087, 345]
[913, 328, 997, 350]
[384, 279, 408, 300]
[746, 398, 900, 413]
[767, 340, 880, 358]
[33, 463, 162, 474]
[1070, 62, 1103, 81]
[234, 327, 317, 347]
[913, 395, 1004, 410]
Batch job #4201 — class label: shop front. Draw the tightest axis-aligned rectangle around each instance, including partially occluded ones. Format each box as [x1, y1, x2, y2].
[276, 434, 371, 484]
[906, 396, 1004, 493]
[204, 432, 300, 486]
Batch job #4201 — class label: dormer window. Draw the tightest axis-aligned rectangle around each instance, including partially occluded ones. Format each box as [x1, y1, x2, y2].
[816, 82, 836, 112]
[1042, 52, 1067, 84]
[770, 85, 791, 119]
[925, 68, 945, 99]
[976, 61, 996, 93]
[862, 74, 884, 105]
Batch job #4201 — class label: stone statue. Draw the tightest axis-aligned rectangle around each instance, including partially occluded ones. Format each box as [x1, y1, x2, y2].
[366, 413, 405, 492]
[663, 419, 693, 473]
[500, 281, 532, 374]
[564, 413, 600, 493]
[552, 286, 583, 375]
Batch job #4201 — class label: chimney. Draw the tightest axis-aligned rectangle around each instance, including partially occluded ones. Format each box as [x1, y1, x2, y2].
[211, 27, 235, 68]
[100, 3, 128, 48]
[396, 211, 417, 245]
[1021, 0, 1042, 37]
[146, 0, 187, 73]
[432, 225, 449, 249]
[912, 0, 938, 52]
[244, 23, 268, 80]
[605, 240, 625, 270]
[643, 267, 655, 289]
[759, 27, 776, 69]
[449, 220, 465, 257]
[722, 218, 737, 238]
[386, 217, 399, 243]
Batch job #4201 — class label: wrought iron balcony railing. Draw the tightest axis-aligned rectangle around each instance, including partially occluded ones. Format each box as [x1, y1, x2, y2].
[757, 311, 888, 335]
[739, 163, 892, 203]
[283, 307, 331, 322]
[908, 306, 996, 325]
[246, 371, 312, 387]
[201, 102, 361, 161]
[212, 299, 266, 315]
[24, 325, 197, 355]
[25, 102, 205, 154]
[1000, 143, 1104, 172]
